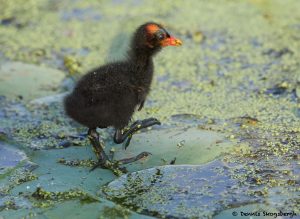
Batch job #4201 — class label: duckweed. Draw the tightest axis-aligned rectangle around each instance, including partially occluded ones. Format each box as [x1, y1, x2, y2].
[0, 0, 300, 217]
[31, 187, 99, 208]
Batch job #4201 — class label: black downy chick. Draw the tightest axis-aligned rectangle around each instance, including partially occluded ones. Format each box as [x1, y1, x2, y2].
[64, 22, 182, 173]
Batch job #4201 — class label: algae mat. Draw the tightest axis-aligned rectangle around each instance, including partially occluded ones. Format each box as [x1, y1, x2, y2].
[0, 0, 300, 219]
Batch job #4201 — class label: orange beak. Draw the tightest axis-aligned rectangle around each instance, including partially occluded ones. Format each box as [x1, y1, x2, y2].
[161, 36, 182, 47]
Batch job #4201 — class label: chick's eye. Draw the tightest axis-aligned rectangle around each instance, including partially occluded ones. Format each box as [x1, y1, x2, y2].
[155, 30, 166, 40]
[157, 33, 165, 40]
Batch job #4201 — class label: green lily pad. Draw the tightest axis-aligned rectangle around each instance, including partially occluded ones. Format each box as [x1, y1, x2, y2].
[0, 143, 27, 175]
[112, 126, 237, 172]
[102, 162, 254, 219]
[0, 62, 65, 101]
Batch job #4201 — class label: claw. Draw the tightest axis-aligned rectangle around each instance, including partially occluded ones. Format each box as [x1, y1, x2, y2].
[124, 134, 132, 150]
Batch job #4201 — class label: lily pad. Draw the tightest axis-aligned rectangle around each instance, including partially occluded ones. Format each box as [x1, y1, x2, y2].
[0, 62, 65, 101]
[112, 126, 237, 172]
[0, 143, 27, 175]
[102, 161, 255, 219]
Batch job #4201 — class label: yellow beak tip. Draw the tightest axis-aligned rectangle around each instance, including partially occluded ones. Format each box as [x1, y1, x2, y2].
[175, 39, 183, 46]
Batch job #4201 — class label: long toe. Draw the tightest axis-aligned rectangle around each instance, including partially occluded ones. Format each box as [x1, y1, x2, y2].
[118, 151, 152, 164]
[141, 118, 161, 127]
[137, 151, 152, 158]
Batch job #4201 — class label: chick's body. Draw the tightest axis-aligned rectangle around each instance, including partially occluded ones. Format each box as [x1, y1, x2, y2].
[63, 22, 182, 173]
[64, 59, 153, 129]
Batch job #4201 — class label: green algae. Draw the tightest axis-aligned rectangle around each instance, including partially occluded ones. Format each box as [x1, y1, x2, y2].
[0, 0, 299, 128]
[30, 187, 99, 208]
[0, 168, 38, 198]
[0, 0, 300, 218]
[0, 98, 89, 150]
[57, 157, 96, 168]
[101, 205, 132, 219]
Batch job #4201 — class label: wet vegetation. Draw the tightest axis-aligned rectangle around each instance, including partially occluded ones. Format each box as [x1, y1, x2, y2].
[0, 0, 299, 218]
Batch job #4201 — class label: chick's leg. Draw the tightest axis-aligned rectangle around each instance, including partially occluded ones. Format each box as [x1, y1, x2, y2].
[87, 129, 124, 174]
[88, 128, 110, 166]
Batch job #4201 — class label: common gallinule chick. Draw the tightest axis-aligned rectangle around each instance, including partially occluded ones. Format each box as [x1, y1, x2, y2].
[64, 22, 182, 174]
